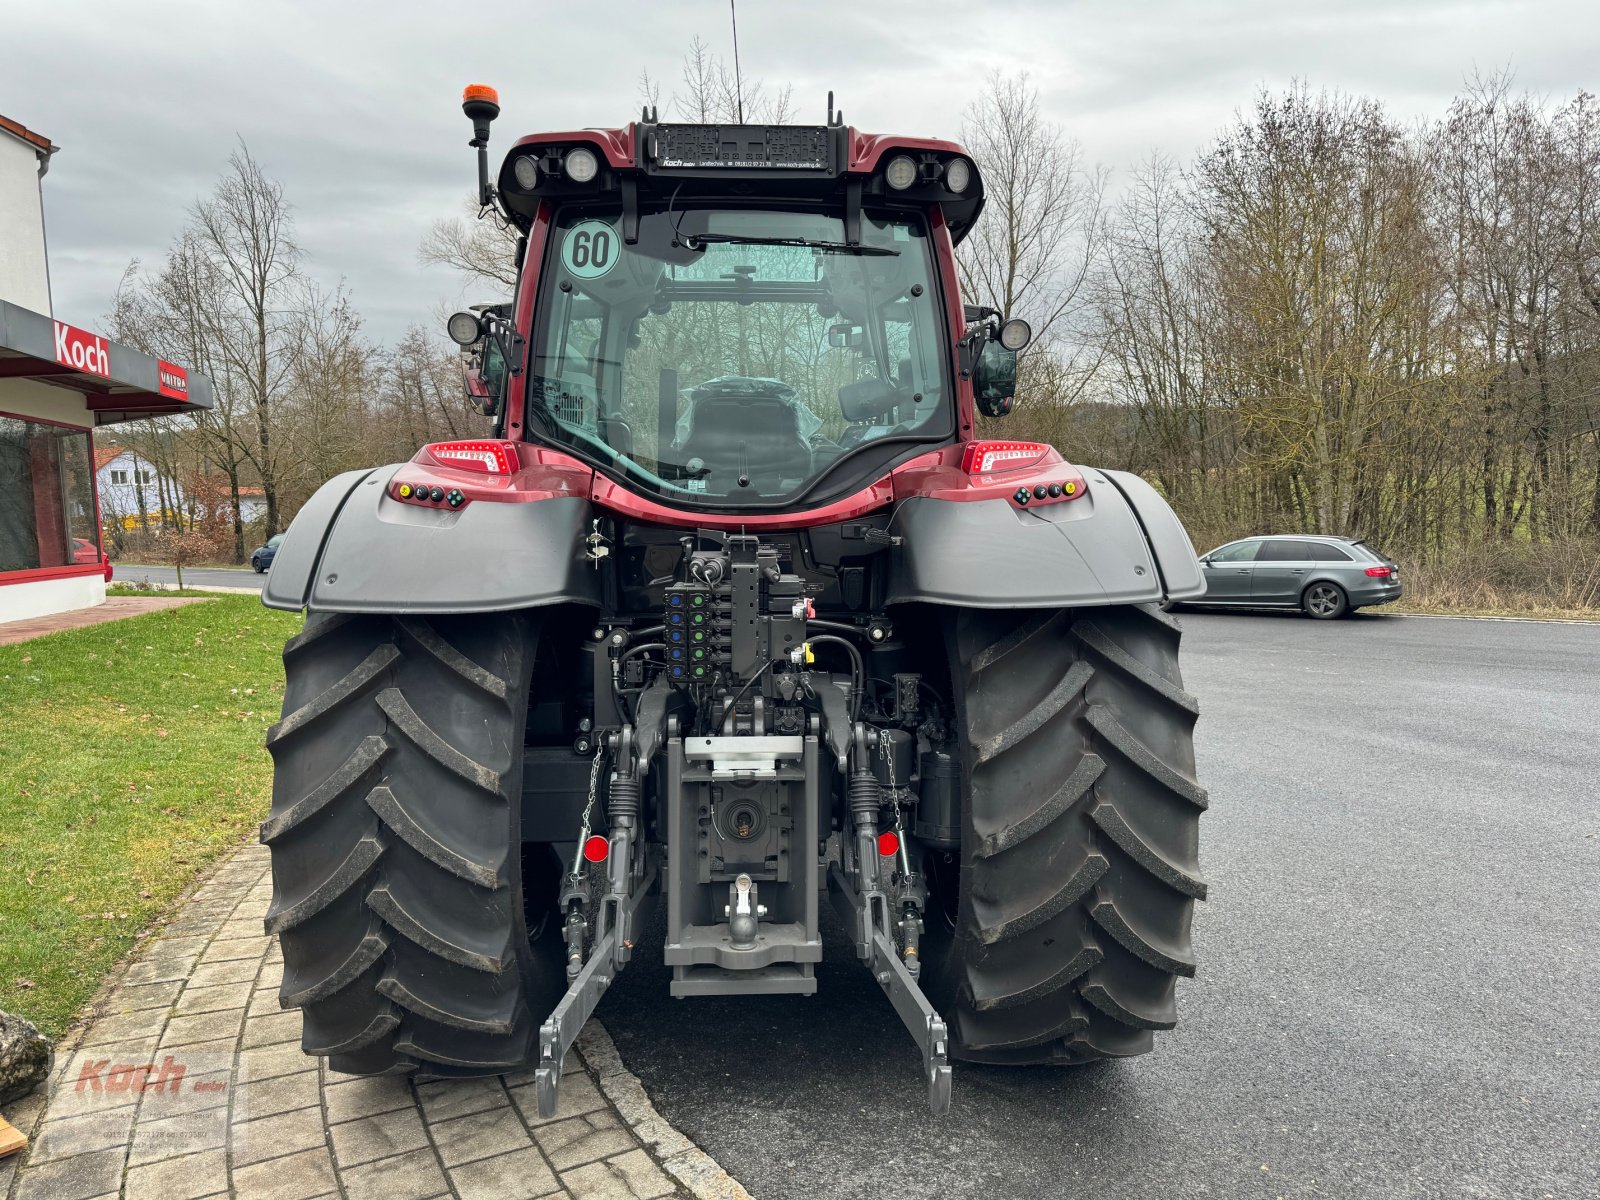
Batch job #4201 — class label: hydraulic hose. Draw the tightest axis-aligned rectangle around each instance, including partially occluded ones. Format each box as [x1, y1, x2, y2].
[805, 634, 865, 720]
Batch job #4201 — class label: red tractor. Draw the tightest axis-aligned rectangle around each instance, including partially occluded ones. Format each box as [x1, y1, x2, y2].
[261, 87, 1208, 1115]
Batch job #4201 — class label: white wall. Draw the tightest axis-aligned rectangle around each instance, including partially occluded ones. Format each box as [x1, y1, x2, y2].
[0, 131, 51, 315]
[0, 377, 90, 426]
[0, 573, 105, 626]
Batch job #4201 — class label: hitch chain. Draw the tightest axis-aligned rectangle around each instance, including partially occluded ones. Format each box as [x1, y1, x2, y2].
[561, 749, 606, 982]
[880, 736, 923, 980]
[829, 726, 951, 1114]
[536, 725, 657, 1120]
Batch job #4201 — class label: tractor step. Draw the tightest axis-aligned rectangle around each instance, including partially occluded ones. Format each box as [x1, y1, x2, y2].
[671, 963, 817, 997]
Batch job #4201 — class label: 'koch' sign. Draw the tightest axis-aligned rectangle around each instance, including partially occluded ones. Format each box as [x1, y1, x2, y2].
[54, 321, 110, 378]
[158, 361, 188, 401]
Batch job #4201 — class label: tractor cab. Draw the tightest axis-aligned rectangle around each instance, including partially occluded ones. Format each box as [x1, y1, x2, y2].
[446, 88, 1030, 513]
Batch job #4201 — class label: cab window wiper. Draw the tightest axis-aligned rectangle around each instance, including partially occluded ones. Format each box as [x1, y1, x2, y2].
[681, 233, 899, 257]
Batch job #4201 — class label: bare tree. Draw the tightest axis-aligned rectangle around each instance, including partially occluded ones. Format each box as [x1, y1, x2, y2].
[190, 144, 303, 537]
[958, 73, 1106, 341]
[957, 72, 1106, 442]
[419, 200, 521, 292]
[277, 281, 375, 507]
[641, 35, 793, 125]
[109, 241, 257, 560]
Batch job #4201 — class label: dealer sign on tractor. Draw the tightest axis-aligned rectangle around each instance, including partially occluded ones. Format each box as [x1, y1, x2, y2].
[53, 319, 110, 377]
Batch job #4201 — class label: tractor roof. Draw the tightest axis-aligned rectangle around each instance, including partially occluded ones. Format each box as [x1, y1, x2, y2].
[496, 120, 985, 245]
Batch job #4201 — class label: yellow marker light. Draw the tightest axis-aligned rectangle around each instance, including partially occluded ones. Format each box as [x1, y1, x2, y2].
[1064, 481, 1077, 495]
[398, 483, 413, 498]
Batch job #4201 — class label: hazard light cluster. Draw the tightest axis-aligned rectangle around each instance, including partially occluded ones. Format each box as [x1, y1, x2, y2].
[390, 441, 526, 509]
[394, 481, 466, 509]
[960, 440, 1087, 508]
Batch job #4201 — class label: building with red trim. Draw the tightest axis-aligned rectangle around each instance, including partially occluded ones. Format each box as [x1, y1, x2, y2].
[0, 112, 211, 625]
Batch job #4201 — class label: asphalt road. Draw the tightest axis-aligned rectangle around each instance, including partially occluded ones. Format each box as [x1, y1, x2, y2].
[114, 562, 264, 591]
[598, 609, 1600, 1199]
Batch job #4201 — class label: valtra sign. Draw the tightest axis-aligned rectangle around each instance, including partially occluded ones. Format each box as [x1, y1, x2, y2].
[53, 320, 110, 378]
[158, 360, 189, 401]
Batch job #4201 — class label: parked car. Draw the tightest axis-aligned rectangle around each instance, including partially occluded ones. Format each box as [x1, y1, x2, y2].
[250, 534, 285, 573]
[1180, 534, 1402, 619]
[71, 536, 113, 581]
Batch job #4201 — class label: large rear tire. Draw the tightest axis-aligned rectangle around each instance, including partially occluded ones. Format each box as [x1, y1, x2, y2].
[923, 604, 1207, 1064]
[262, 611, 565, 1076]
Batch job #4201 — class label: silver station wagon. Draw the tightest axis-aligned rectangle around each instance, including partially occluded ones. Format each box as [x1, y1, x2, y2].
[1179, 534, 1403, 619]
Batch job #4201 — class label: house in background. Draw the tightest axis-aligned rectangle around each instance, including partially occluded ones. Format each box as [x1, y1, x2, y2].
[233, 485, 267, 523]
[94, 445, 182, 527]
[95, 446, 268, 533]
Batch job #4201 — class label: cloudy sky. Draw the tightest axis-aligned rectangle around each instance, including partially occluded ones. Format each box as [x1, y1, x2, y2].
[5, 0, 1598, 346]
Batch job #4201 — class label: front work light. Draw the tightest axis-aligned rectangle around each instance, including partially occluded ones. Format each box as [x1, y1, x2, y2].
[511, 154, 540, 190]
[446, 311, 483, 346]
[998, 318, 1033, 352]
[944, 157, 972, 193]
[564, 146, 600, 183]
[884, 154, 918, 191]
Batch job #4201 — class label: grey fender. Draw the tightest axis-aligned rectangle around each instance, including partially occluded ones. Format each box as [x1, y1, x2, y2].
[1099, 468, 1205, 600]
[884, 466, 1204, 609]
[262, 463, 601, 614]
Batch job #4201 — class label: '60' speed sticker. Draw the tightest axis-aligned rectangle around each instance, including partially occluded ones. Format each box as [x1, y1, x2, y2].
[561, 219, 619, 280]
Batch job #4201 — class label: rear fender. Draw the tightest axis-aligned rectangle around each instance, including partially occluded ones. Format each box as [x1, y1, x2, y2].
[262, 464, 601, 614]
[885, 466, 1203, 608]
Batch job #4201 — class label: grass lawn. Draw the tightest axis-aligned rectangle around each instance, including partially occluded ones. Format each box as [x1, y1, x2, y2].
[1391, 600, 1600, 621]
[0, 595, 300, 1038]
[106, 584, 240, 598]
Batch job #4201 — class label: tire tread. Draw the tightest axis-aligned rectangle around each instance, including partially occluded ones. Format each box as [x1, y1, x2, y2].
[263, 611, 557, 1076]
[935, 604, 1206, 1065]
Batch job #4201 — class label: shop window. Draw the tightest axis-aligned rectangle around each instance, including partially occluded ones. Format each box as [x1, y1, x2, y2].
[0, 416, 100, 573]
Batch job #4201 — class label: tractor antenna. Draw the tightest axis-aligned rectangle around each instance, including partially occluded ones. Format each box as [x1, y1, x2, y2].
[827, 90, 833, 125]
[729, 0, 745, 124]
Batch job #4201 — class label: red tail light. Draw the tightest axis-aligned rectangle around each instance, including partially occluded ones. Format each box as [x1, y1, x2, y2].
[1365, 566, 1392, 578]
[961, 440, 1052, 475]
[423, 439, 521, 474]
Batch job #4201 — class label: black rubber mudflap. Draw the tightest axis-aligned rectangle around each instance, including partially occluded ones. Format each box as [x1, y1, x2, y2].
[925, 604, 1207, 1065]
[261, 612, 564, 1077]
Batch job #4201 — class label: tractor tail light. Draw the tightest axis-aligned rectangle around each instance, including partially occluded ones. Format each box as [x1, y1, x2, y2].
[960, 440, 1053, 475]
[1365, 566, 1392, 578]
[422, 440, 521, 474]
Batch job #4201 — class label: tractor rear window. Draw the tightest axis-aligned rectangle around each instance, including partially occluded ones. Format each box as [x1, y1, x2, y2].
[527, 206, 951, 506]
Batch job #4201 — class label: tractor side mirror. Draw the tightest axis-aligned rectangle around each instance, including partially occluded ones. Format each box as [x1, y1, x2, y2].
[972, 340, 1018, 418]
[480, 335, 509, 398]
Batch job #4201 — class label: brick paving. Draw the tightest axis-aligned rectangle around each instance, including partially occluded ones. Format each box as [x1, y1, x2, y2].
[1, 842, 746, 1200]
[0, 597, 209, 645]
